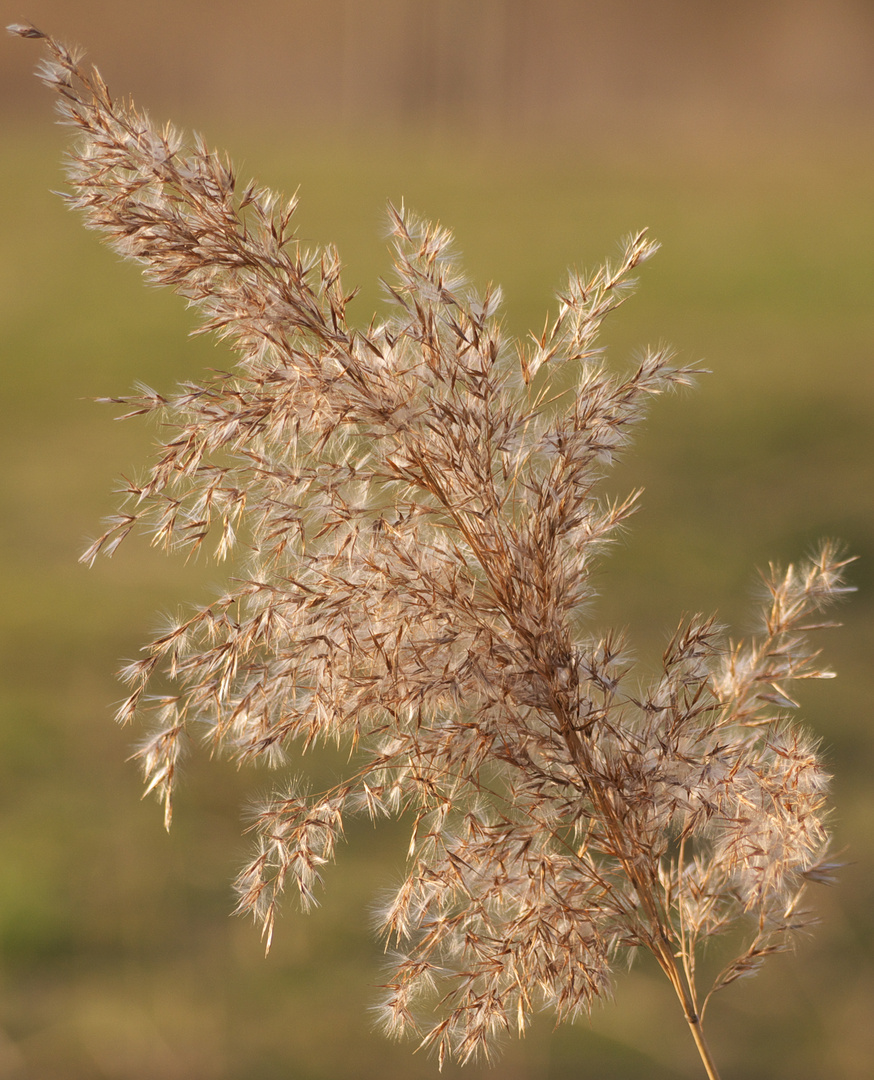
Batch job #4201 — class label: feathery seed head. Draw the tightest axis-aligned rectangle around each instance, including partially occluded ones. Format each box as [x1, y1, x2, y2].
[14, 27, 849, 1072]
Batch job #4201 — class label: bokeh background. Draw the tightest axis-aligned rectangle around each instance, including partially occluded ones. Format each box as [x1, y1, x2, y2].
[2, 2, 873, 1077]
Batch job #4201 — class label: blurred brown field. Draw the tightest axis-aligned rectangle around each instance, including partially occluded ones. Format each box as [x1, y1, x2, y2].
[1, 2, 873, 1078]
[4, 1, 874, 137]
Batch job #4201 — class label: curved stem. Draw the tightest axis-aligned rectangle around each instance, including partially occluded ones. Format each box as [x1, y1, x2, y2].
[678, 989, 717, 1080]
[552, 705, 724, 1080]
[638, 930, 719, 1080]
[686, 1015, 722, 1080]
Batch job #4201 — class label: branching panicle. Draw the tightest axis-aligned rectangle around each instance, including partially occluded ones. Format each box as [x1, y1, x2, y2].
[13, 25, 850, 1078]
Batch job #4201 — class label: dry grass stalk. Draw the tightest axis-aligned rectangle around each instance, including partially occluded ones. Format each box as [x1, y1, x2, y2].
[11, 24, 852, 1078]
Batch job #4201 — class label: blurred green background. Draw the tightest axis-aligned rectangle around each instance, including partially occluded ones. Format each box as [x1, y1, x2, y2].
[1, 2, 873, 1077]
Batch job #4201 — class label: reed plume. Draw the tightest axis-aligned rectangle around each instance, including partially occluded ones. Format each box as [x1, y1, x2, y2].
[11, 24, 851, 1078]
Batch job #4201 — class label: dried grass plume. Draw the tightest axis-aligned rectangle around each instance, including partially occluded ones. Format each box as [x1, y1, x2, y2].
[11, 24, 853, 1079]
